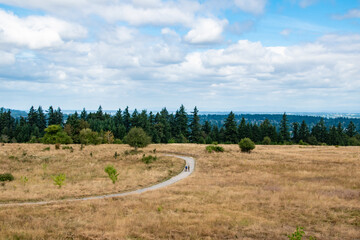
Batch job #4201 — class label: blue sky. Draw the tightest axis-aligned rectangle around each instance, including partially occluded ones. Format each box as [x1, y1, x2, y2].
[0, 0, 360, 112]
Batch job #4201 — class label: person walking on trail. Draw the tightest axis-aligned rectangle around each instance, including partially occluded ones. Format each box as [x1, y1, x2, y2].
[185, 165, 188, 172]
[188, 165, 190, 172]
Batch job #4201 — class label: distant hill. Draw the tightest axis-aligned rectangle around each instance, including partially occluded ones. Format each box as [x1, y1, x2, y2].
[1, 108, 28, 119]
[199, 113, 360, 130]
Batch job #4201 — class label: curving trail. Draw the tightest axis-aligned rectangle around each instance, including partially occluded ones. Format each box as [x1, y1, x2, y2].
[0, 155, 195, 207]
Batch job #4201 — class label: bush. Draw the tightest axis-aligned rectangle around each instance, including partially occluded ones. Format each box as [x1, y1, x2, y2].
[299, 140, 309, 146]
[0, 173, 14, 182]
[141, 154, 157, 164]
[52, 174, 66, 188]
[288, 226, 316, 240]
[104, 165, 119, 184]
[348, 137, 360, 146]
[262, 136, 271, 145]
[206, 145, 224, 153]
[55, 143, 60, 150]
[239, 138, 256, 153]
[79, 128, 102, 145]
[124, 127, 151, 150]
[42, 125, 73, 144]
[113, 139, 123, 144]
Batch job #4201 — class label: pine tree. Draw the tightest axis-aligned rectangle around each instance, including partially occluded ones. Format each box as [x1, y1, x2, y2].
[189, 107, 201, 143]
[48, 106, 56, 125]
[27, 106, 38, 126]
[96, 106, 104, 120]
[280, 112, 290, 142]
[299, 120, 309, 142]
[292, 122, 299, 143]
[80, 108, 87, 120]
[311, 118, 328, 143]
[37, 106, 47, 134]
[346, 121, 356, 137]
[224, 111, 238, 143]
[238, 117, 247, 140]
[54, 107, 64, 126]
[174, 105, 189, 140]
[123, 106, 131, 132]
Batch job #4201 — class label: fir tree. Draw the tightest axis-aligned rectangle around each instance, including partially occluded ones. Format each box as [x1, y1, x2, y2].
[189, 106, 201, 143]
[224, 111, 238, 143]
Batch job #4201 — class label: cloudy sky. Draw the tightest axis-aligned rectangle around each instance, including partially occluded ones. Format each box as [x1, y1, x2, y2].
[0, 0, 360, 112]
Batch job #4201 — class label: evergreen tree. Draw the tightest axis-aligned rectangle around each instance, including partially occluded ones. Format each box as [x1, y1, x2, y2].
[54, 107, 64, 126]
[346, 121, 356, 137]
[210, 125, 220, 143]
[131, 109, 140, 128]
[159, 108, 171, 143]
[27, 106, 38, 126]
[96, 106, 104, 120]
[292, 122, 299, 143]
[37, 106, 47, 134]
[336, 122, 345, 146]
[189, 106, 201, 143]
[174, 105, 189, 140]
[123, 106, 131, 132]
[238, 117, 247, 140]
[329, 125, 341, 145]
[114, 109, 123, 126]
[311, 118, 328, 143]
[224, 111, 238, 143]
[280, 112, 290, 142]
[299, 120, 309, 142]
[80, 108, 87, 120]
[139, 110, 150, 135]
[48, 106, 56, 125]
[202, 121, 212, 135]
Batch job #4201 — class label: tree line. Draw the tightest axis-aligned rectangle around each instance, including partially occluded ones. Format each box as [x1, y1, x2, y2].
[0, 106, 359, 146]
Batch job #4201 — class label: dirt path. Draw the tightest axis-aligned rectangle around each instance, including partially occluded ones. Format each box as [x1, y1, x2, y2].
[0, 155, 195, 207]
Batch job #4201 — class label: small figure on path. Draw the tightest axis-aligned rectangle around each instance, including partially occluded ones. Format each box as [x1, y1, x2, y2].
[188, 165, 190, 172]
[185, 165, 188, 172]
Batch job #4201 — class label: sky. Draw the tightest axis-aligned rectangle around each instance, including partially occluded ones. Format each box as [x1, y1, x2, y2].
[0, 0, 360, 112]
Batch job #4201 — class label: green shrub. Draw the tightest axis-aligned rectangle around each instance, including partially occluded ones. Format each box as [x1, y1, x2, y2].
[262, 136, 271, 145]
[206, 145, 224, 153]
[79, 128, 102, 145]
[0, 173, 14, 182]
[348, 137, 360, 146]
[114, 151, 120, 159]
[288, 226, 316, 240]
[141, 154, 157, 164]
[42, 147, 50, 151]
[239, 138, 256, 153]
[42, 125, 73, 144]
[299, 140, 309, 146]
[113, 139, 123, 144]
[104, 165, 119, 184]
[124, 127, 151, 150]
[52, 173, 66, 188]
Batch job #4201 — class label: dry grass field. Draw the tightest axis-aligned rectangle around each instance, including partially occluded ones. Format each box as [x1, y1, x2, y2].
[1, 144, 360, 239]
[0, 144, 184, 203]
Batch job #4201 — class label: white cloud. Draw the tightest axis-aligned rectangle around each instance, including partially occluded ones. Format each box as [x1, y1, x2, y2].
[0, 0, 199, 27]
[234, 0, 267, 15]
[184, 18, 228, 44]
[0, 50, 14, 65]
[299, 0, 319, 8]
[0, 9, 87, 49]
[333, 9, 360, 20]
[280, 28, 291, 36]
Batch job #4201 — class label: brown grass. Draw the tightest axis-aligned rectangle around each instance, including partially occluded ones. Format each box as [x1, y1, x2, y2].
[0, 144, 184, 202]
[1, 144, 360, 239]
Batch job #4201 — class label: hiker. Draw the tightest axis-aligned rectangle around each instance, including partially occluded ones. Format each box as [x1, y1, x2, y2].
[185, 165, 188, 172]
[188, 165, 190, 172]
